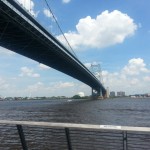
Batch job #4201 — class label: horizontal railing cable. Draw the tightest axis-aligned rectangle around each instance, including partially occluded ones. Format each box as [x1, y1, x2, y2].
[1, 120, 150, 149]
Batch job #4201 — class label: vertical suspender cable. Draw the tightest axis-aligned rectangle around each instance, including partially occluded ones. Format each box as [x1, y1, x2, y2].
[43, 0, 77, 58]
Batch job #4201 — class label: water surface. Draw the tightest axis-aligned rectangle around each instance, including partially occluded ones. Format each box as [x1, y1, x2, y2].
[0, 97, 150, 127]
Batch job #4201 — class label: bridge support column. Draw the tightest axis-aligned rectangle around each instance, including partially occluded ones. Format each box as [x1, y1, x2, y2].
[99, 89, 102, 97]
[91, 88, 103, 100]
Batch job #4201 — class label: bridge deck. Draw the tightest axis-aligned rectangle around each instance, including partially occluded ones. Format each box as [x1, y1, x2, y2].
[0, 0, 106, 95]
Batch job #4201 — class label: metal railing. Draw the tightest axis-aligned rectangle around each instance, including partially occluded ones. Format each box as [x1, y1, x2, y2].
[0, 120, 150, 150]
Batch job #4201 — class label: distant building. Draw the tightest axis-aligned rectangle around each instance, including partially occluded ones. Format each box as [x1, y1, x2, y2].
[110, 91, 115, 97]
[117, 91, 125, 97]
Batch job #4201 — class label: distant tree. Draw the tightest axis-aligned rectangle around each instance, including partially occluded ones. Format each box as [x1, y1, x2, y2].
[72, 95, 81, 99]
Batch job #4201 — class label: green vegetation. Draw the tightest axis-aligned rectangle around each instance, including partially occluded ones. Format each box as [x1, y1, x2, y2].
[2, 95, 90, 101]
[71, 95, 89, 99]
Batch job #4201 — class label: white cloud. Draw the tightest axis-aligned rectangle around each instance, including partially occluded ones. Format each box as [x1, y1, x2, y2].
[25, 81, 76, 97]
[57, 10, 137, 50]
[102, 58, 150, 95]
[54, 81, 75, 88]
[31, 58, 148, 96]
[143, 76, 150, 82]
[27, 82, 45, 92]
[84, 63, 91, 69]
[43, 8, 57, 22]
[43, 8, 53, 18]
[39, 63, 50, 70]
[122, 58, 149, 75]
[16, 0, 38, 17]
[130, 78, 139, 85]
[0, 78, 10, 90]
[19, 67, 40, 77]
[78, 92, 85, 97]
[28, 81, 75, 92]
[62, 0, 71, 3]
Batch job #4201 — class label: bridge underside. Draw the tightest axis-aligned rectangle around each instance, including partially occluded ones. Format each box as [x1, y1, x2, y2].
[0, 0, 106, 97]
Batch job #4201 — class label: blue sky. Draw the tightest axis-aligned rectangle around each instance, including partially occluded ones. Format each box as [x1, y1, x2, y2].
[0, 0, 150, 97]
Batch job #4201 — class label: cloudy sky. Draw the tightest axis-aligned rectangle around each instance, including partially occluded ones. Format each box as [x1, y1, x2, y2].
[0, 0, 150, 97]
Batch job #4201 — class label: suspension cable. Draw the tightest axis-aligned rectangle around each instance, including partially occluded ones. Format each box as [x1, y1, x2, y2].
[43, 0, 77, 58]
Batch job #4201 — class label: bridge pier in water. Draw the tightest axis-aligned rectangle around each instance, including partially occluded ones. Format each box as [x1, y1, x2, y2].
[91, 88, 104, 100]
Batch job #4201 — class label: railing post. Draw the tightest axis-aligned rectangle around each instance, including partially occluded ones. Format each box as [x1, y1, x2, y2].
[65, 128, 72, 150]
[17, 125, 28, 150]
[123, 131, 128, 150]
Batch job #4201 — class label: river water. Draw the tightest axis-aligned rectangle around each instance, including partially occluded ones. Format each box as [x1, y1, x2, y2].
[1, 98, 150, 149]
[0, 97, 150, 127]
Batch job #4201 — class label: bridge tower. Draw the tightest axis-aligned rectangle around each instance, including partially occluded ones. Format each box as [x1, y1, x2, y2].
[90, 63, 104, 99]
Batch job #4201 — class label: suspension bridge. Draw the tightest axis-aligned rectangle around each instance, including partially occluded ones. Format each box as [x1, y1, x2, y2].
[0, 0, 106, 97]
[1, 2, 150, 150]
